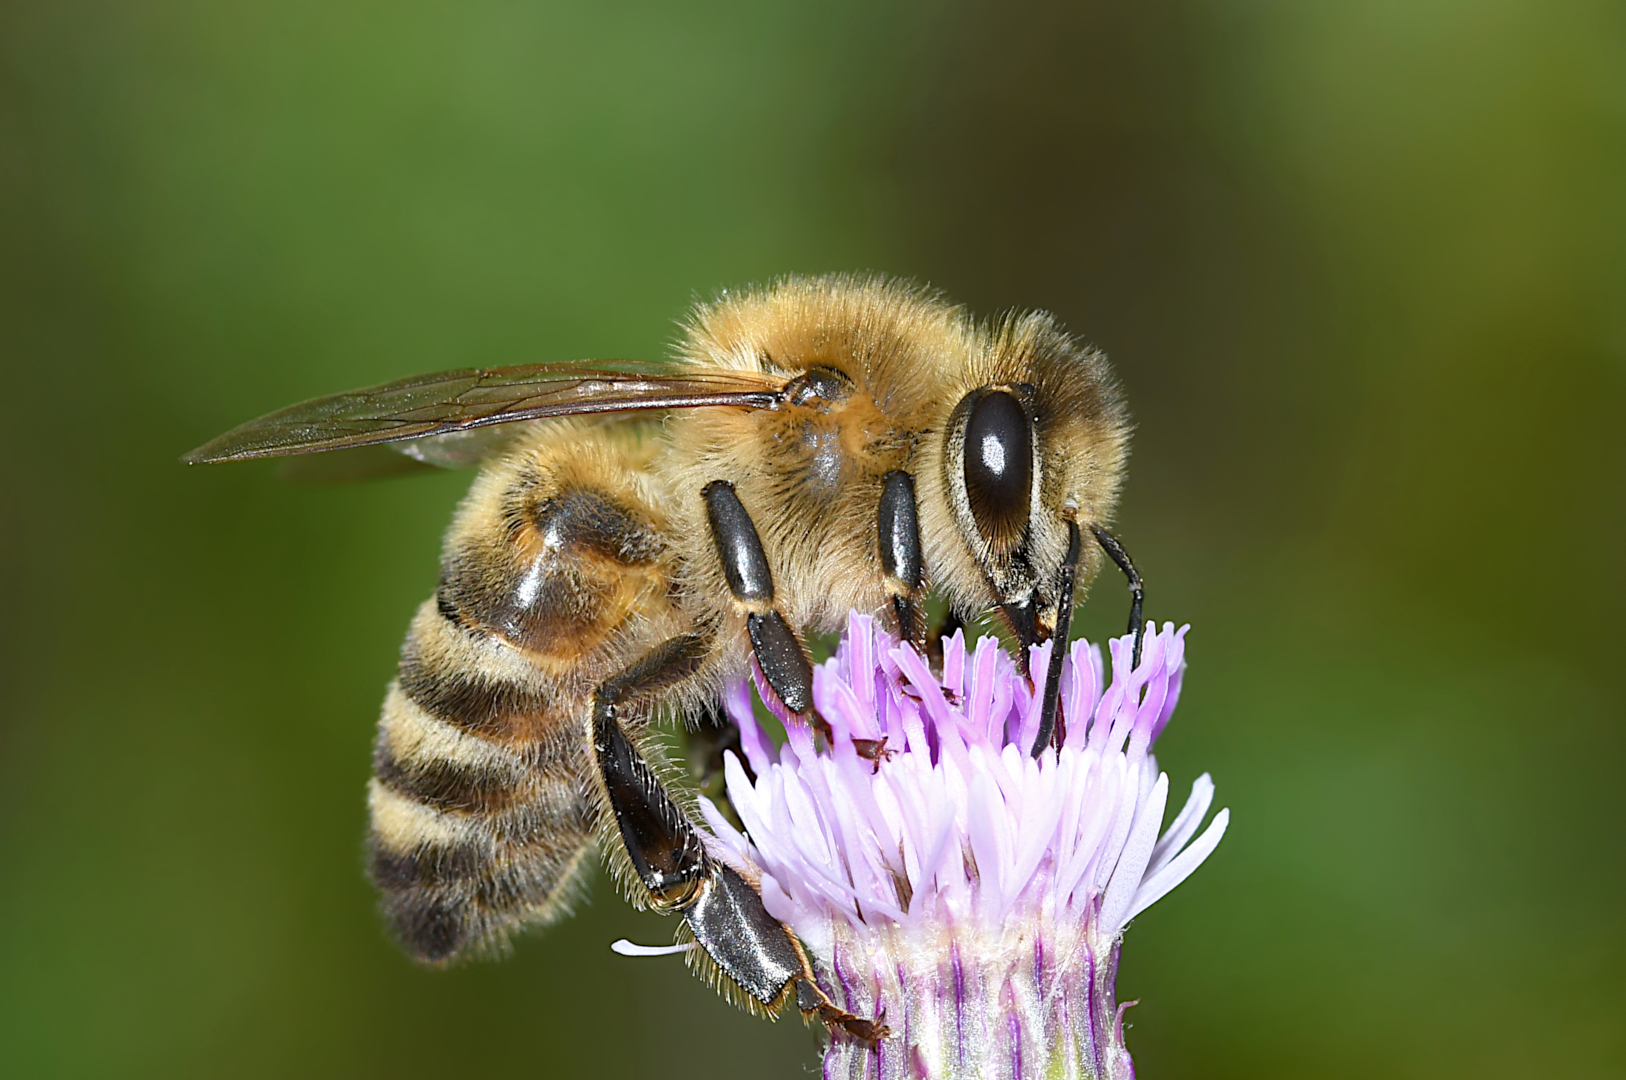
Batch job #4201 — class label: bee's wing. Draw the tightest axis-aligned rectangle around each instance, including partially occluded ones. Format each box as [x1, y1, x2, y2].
[271, 424, 548, 483]
[181, 361, 787, 464]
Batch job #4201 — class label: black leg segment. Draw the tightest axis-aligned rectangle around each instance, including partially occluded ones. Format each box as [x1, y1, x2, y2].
[702, 479, 817, 716]
[591, 636, 801, 998]
[593, 634, 711, 908]
[1030, 519, 1082, 758]
[704, 480, 774, 604]
[1089, 524, 1145, 668]
[877, 470, 925, 648]
[746, 610, 814, 714]
[591, 635, 885, 1042]
[1000, 598, 1041, 678]
[681, 861, 804, 1005]
[593, 698, 803, 1008]
[593, 709, 708, 908]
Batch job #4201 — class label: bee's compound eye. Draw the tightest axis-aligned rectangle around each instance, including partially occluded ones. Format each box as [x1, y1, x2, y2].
[962, 389, 1033, 546]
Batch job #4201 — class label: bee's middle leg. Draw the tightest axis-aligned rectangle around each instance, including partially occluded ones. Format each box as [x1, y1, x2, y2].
[704, 479, 901, 763]
[701, 480, 816, 716]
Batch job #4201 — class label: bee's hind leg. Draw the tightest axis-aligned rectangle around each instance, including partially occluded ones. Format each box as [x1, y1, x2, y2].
[589, 643, 883, 1043]
[590, 633, 714, 912]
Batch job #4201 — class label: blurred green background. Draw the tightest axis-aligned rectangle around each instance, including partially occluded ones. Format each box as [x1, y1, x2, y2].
[2, 0, 1622, 1076]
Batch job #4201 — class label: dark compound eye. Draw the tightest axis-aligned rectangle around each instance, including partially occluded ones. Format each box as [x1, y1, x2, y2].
[962, 389, 1033, 546]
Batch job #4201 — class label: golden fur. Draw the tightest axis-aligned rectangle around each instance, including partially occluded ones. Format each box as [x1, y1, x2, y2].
[365, 273, 1129, 968]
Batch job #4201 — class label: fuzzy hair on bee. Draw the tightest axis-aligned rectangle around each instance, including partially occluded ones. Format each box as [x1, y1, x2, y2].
[665, 277, 1128, 645]
[184, 273, 1134, 1035]
[366, 423, 692, 962]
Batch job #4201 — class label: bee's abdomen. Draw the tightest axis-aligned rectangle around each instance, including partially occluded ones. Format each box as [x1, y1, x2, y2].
[366, 604, 595, 964]
[365, 431, 682, 964]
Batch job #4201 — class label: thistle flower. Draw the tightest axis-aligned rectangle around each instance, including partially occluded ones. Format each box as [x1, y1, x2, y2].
[696, 615, 1228, 1080]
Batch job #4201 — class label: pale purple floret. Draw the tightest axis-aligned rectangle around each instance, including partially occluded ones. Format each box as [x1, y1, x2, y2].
[703, 615, 1223, 949]
[697, 615, 1228, 1080]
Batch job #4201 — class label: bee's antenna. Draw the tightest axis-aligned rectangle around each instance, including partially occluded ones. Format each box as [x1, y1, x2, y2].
[1030, 518, 1082, 758]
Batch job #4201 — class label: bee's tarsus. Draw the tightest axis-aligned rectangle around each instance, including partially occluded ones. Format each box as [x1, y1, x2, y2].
[795, 976, 890, 1045]
[1000, 597, 1042, 678]
[852, 737, 893, 773]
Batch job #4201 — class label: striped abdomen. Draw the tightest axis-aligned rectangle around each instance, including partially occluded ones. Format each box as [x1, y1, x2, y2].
[367, 434, 678, 964]
[367, 600, 596, 963]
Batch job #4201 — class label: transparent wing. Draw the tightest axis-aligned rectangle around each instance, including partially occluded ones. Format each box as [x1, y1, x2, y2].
[272, 424, 558, 482]
[273, 444, 446, 484]
[390, 423, 546, 468]
[181, 361, 787, 464]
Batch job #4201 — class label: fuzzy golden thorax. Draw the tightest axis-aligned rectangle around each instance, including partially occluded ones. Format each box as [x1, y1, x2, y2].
[664, 274, 1128, 654]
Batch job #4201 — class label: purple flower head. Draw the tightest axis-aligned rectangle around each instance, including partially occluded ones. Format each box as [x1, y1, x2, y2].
[700, 615, 1228, 1080]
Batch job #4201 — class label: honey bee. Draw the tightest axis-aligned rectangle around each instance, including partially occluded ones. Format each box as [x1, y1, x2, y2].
[184, 274, 1143, 1040]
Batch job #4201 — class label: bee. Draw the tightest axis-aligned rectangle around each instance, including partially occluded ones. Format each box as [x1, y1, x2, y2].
[183, 274, 1143, 1041]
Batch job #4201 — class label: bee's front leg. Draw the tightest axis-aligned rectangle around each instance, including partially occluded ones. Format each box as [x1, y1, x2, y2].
[1088, 524, 1146, 667]
[1031, 517, 1081, 758]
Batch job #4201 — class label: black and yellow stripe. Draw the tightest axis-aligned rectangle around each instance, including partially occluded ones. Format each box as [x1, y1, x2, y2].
[364, 435, 681, 965]
[366, 616, 596, 963]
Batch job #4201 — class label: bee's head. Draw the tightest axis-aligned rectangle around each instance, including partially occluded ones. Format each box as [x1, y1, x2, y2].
[930, 312, 1129, 660]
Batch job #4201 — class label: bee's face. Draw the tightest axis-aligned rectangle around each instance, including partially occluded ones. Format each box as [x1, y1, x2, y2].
[936, 318, 1128, 655]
